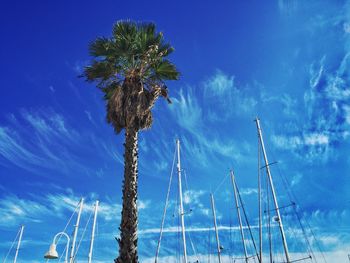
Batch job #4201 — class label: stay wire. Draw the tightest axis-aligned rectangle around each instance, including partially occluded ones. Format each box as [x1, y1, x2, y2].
[213, 172, 230, 195]
[183, 169, 200, 262]
[293, 205, 317, 262]
[57, 200, 80, 245]
[266, 171, 273, 263]
[2, 227, 20, 263]
[236, 181, 260, 260]
[73, 207, 94, 262]
[155, 143, 177, 260]
[269, 148, 327, 263]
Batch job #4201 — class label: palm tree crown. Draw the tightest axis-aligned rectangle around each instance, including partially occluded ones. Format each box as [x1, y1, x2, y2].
[83, 21, 180, 133]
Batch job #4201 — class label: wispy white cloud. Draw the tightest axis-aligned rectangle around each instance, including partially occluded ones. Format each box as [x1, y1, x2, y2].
[0, 108, 124, 176]
[343, 105, 350, 124]
[139, 224, 259, 235]
[204, 70, 257, 117]
[271, 49, 350, 162]
[169, 82, 253, 166]
[0, 127, 47, 171]
[261, 92, 298, 117]
[170, 88, 202, 135]
[271, 132, 332, 162]
[183, 190, 205, 205]
[304, 133, 329, 145]
[204, 69, 234, 96]
[0, 191, 123, 227]
[309, 56, 325, 89]
[0, 195, 52, 226]
[239, 188, 258, 196]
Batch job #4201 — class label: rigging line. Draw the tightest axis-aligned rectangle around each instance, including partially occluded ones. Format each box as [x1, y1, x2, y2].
[229, 213, 233, 263]
[273, 163, 326, 263]
[177, 180, 181, 263]
[188, 228, 200, 262]
[57, 200, 80, 245]
[58, 241, 68, 262]
[236, 182, 260, 261]
[183, 169, 201, 262]
[185, 208, 201, 262]
[302, 217, 327, 263]
[155, 143, 177, 262]
[266, 171, 273, 263]
[208, 227, 211, 263]
[292, 205, 317, 263]
[213, 172, 230, 195]
[73, 207, 94, 262]
[2, 227, 20, 263]
[278, 183, 326, 263]
[268, 149, 295, 204]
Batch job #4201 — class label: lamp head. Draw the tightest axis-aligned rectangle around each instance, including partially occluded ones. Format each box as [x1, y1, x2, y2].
[44, 244, 59, 259]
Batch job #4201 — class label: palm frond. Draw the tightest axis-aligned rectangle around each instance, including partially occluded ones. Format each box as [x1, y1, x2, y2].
[151, 60, 180, 80]
[83, 60, 117, 82]
[89, 37, 114, 57]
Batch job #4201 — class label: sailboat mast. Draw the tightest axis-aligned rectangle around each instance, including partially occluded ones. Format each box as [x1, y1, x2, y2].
[255, 118, 291, 263]
[176, 139, 188, 263]
[210, 193, 222, 263]
[88, 200, 99, 263]
[258, 140, 263, 263]
[230, 170, 248, 263]
[13, 225, 24, 263]
[70, 198, 84, 263]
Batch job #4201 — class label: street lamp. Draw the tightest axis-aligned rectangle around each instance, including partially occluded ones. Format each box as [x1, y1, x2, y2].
[44, 232, 70, 263]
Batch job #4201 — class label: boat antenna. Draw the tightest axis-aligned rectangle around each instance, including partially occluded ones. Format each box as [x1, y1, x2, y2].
[255, 118, 291, 263]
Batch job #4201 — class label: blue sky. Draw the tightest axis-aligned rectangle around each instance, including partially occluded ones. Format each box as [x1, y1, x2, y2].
[1, 0, 350, 262]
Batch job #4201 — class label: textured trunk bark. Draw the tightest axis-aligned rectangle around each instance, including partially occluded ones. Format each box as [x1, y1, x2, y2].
[115, 128, 139, 263]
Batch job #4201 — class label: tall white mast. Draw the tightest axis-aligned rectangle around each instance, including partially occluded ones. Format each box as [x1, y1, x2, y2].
[70, 198, 84, 263]
[258, 138, 263, 263]
[210, 193, 222, 263]
[88, 200, 99, 263]
[230, 171, 248, 263]
[176, 139, 188, 263]
[255, 118, 291, 263]
[13, 225, 24, 263]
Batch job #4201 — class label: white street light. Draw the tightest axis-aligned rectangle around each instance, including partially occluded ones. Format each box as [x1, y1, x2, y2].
[44, 232, 70, 263]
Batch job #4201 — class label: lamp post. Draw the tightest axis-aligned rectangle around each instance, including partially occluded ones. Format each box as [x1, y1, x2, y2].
[44, 232, 70, 263]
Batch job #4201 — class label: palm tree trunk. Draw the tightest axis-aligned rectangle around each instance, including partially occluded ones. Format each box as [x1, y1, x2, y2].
[115, 128, 139, 263]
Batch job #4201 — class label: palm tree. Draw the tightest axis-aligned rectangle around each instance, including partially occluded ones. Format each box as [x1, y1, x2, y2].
[83, 21, 179, 263]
